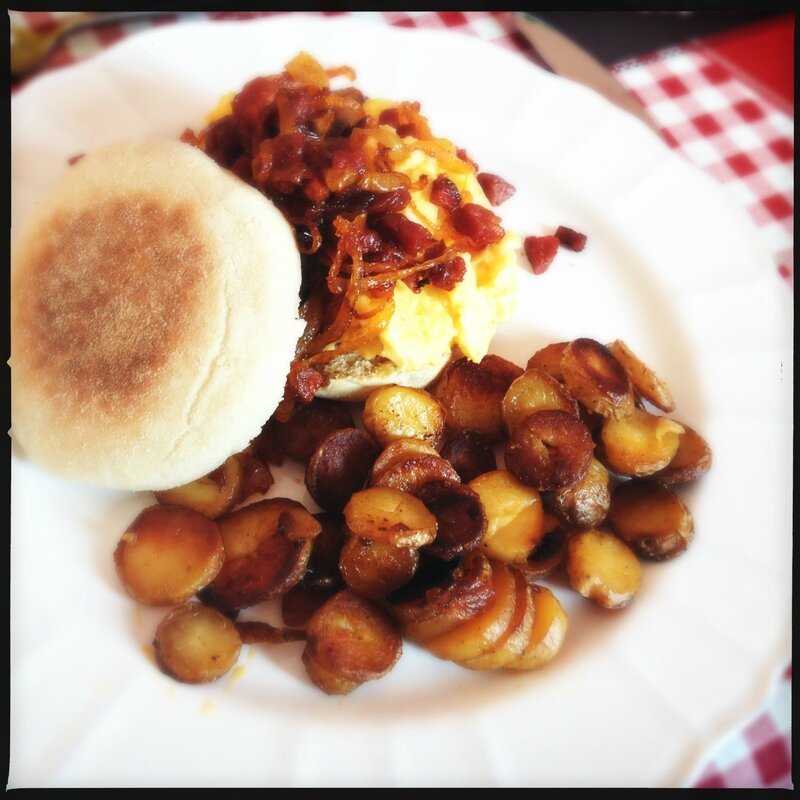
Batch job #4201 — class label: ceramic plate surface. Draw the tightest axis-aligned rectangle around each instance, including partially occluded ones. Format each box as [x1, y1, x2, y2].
[10, 15, 793, 788]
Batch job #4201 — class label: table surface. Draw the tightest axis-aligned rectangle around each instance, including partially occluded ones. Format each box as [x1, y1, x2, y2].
[8, 10, 793, 790]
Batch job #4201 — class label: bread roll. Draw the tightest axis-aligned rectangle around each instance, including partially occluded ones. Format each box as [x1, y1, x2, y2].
[10, 139, 304, 491]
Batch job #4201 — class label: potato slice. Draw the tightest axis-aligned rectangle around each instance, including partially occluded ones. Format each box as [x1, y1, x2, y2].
[392, 552, 495, 643]
[607, 480, 694, 560]
[370, 438, 440, 485]
[545, 457, 611, 529]
[302, 590, 402, 695]
[339, 536, 419, 599]
[460, 567, 535, 670]
[504, 410, 594, 491]
[154, 455, 244, 519]
[654, 424, 713, 485]
[566, 529, 642, 609]
[600, 408, 684, 478]
[469, 469, 544, 563]
[607, 340, 675, 413]
[416, 479, 487, 561]
[526, 341, 568, 382]
[200, 498, 317, 612]
[440, 430, 497, 483]
[433, 354, 523, 443]
[424, 560, 518, 663]
[502, 367, 580, 433]
[362, 385, 446, 449]
[305, 427, 379, 511]
[506, 585, 568, 670]
[115, 505, 224, 606]
[153, 602, 241, 684]
[301, 512, 348, 592]
[371, 453, 461, 496]
[560, 338, 634, 420]
[343, 487, 437, 548]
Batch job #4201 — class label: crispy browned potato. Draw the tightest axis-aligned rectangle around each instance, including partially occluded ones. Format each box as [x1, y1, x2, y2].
[424, 560, 518, 663]
[607, 340, 675, 413]
[371, 452, 461, 495]
[115, 505, 224, 606]
[502, 367, 580, 433]
[545, 457, 611, 529]
[599, 408, 684, 477]
[433, 354, 523, 443]
[362, 385, 446, 449]
[392, 552, 496, 643]
[302, 590, 403, 695]
[153, 602, 241, 684]
[154, 455, 244, 519]
[200, 499, 317, 612]
[305, 427, 379, 511]
[566, 529, 642, 609]
[560, 338, 635, 420]
[416, 479, 487, 561]
[468, 469, 545, 563]
[339, 536, 419, 599]
[504, 409, 594, 491]
[370, 438, 440, 485]
[608, 480, 694, 560]
[344, 487, 437, 547]
[461, 566, 535, 671]
[654, 424, 713, 485]
[440, 430, 497, 483]
[506, 584, 568, 670]
[256, 398, 355, 465]
[526, 341, 568, 382]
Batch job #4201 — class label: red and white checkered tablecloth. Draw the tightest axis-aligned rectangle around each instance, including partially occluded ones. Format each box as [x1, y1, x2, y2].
[9, 9, 793, 789]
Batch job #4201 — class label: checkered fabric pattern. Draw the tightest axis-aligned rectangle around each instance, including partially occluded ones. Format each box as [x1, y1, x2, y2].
[9, 10, 793, 789]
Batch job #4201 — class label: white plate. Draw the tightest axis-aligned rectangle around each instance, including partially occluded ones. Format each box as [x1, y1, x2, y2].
[10, 15, 793, 788]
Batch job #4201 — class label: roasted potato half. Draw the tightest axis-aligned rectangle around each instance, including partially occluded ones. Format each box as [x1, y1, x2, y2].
[153, 602, 241, 684]
[545, 457, 611, 529]
[200, 499, 318, 612]
[502, 367, 580, 433]
[599, 409, 684, 478]
[433, 354, 523, 443]
[606, 339, 675, 413]
[339, 536, 419, 599]
[302, 590, 403, 695]
[504, 409, 594, 492]
[344, 486, 437, 548]
[115, 505, 224, 606]
[305, 427, 379, 511]
[608, 480, 694, 560]
[468, 469, 545, 563]
[654, 424, 713, 485]
[566, 529, 642, 609]
[362, 385, 446, 449]
[506, 584, 568, 670]
[560, 338, 635, 420]
[154, 454, 244, 519]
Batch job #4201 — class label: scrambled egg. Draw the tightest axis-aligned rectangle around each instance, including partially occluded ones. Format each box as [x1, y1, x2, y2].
[206, 94, 519, 372]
